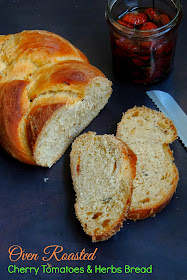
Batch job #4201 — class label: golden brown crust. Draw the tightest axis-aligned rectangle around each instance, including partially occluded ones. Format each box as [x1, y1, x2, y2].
[26, 103, 66, 149]
[0, 34, 11, 48]
[0, 80, 35, 164]
[93, 217, 125, 242]
[118, 139, 137, 180]
[1, 30, 89, 67]
[28, 60, 105, 100]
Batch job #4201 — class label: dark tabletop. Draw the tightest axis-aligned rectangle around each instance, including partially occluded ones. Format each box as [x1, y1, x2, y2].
[0, 1, 186, 280]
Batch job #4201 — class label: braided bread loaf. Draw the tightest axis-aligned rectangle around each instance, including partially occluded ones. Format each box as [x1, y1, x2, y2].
[0, 30, 112, 167]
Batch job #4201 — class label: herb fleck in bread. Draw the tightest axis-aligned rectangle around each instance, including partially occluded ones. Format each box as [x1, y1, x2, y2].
[70, 132, 137, 242]
[116, 106, 179, 220]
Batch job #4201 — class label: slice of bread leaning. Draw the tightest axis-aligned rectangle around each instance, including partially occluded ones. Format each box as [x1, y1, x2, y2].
[70, 132, 137, 242]
[116, 106, 179, 220]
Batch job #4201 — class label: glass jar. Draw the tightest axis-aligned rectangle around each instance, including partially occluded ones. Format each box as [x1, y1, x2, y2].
[106, 0, 182, 84]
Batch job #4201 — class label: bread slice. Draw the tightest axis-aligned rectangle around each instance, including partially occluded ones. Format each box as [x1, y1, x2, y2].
[116, 106, 179, 220]
[70, 132, 137, 242]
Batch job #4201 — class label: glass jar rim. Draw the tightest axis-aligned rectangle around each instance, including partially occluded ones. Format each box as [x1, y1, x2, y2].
[106, 0, 182, 38]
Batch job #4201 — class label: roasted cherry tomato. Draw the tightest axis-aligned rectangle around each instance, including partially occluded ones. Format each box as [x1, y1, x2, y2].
[121, 12, 147, 25]
[144, 8, 160, 25]
[132, 58, 145, 67]
[140, 41, 156, 54]
[116, 37, 138, 53]
[144, 8, 159, 20]
[140, 22, 158, 30]
[160, 14, 170, 25]
[117, 19, 134, 29]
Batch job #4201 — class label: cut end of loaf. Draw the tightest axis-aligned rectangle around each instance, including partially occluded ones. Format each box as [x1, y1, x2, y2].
[33, 77, 112, 167]
[70, 132, 136, 242]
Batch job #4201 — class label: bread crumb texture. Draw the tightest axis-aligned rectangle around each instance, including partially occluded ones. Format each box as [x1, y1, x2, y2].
[70, 132, 137, 242]
[116, 106, 179, 220]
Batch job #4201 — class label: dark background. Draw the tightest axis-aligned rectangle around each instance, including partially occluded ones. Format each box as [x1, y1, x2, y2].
[0, 0, 186, 279]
